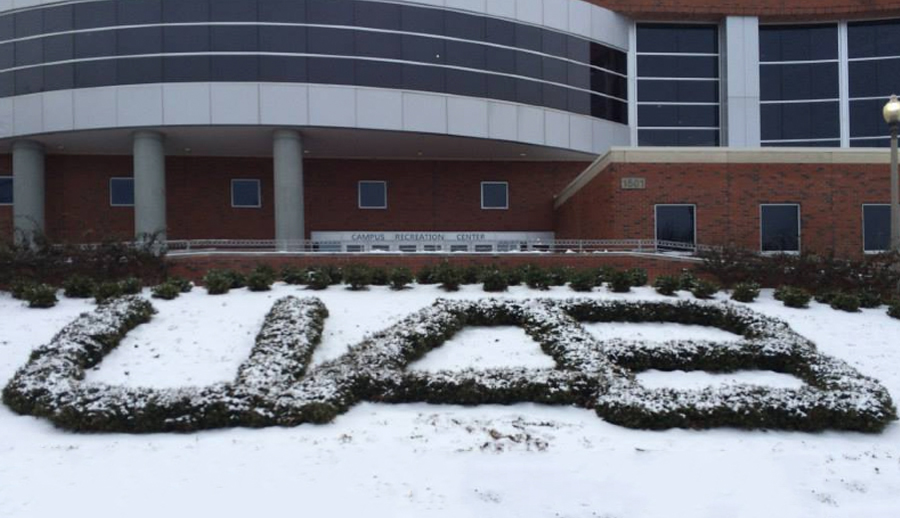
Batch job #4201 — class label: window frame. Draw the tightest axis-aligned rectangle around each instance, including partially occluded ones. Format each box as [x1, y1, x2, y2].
[862, 203, 891, 254]
[759, 203, 801, 254]
[480, 181, 509, 210]
[231, 178, 262, 209]
[108, 176, 135, 207]
[358, 180, 387, 210]
[654, 203, 697, 248]
[0, 175, 12, 205]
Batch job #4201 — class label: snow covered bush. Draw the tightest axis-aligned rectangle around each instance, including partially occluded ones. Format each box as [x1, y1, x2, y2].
[568, 269, 597, 292]
[653, 275, 680, 296]
[25, 284, 58, 308]
[151, 282, 181, 300]
[480, 269, 509, 292]
[3, 296, 894, 434]
[388, 267, 413, 290]
[62, 275, 95, 298]
[203, 270, 232, 295]
[730, 282, 760, 303]
[690, 279, 719, 299]
[829, 293, 860, 312]
[93, 281, 124, 304]
[608, 270, 633, 293]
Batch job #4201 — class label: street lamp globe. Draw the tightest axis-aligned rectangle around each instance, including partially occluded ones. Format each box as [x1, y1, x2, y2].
[885, 94, 900, 125]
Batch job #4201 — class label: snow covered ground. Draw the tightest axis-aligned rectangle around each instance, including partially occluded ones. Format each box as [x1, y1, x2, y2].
[1, 284, 899, 517]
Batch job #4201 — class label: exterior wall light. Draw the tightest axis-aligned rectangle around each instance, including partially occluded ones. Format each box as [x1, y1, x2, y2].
[884, 94, 900, 251]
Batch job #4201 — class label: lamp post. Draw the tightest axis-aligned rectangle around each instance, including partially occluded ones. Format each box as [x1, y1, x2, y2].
[884, 94, 900, 251]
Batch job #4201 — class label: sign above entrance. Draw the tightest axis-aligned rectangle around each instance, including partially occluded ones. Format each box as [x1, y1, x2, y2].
[311, 231, 555, 243]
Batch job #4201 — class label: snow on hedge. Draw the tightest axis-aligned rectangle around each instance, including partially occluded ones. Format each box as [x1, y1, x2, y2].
[2, 295, 895, 433]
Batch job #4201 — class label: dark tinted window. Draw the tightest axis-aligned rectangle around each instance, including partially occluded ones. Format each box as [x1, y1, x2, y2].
[355, 59, 402, 88]
[163, 0, 209, 22]
[259, 0, 305, 22]
[445, 40, 485, 69]
[761, 205, 800, 252]
[401, 35, 443, 64]
[15, 39, 42, 67]
[761, 102, 840, 140]
[164, 26, 210, 53]
[401, 5, 443, 34]
[118, 27, 163, 55]
[850, 138, 890, 148]
[232, 179, 261, 208]
[164, 55, 210, 82]
[637, 55, 718, 78]
[848, 59, 900, 99]
[481, 182, 508, 209]
[117, 57, 163, 85]
[638, 104, 719, 128]
[75, 60, 116, 88]
[109, 178, 134, 206]
[308, 27, 355, 55]
[14, 9, 43, 38]
[0, 72, 12, 97]
[211, 26, 259, 52]
[656, 205, 695, 246]
[849, 20, 900, 59]
[75, 31, 116, 59]
[0, 177, 12, 204]
[445, 12, 484, 41]
[307, 56, 354, 84]
[43, 34, 73, 62]
[211, 55, 258, 81]
[307, 0, 354, 24]
[355, 2, 400, 30]
[210, 0, 257, 21]
[43, 5, 73, 33]
[850, 98, 893, 138]
[759, 25, 838, 62]
[638, 129, 719, 146]
[43, 63, 74, 90]
[74, 1, 117, 29]
[259, 26, 306, 53]
[863, 205, 891, 252]
[446, 68, 486, 97]
[638, 79, 718, 103]
[485, 18, 515, 46]
[0, 43, 11, 70]
[637, 24, 718, 53]
[359, 181, 386, 209]
[118, 0, 162, 25]
[15, 67, 43, 95]
[355, 31, 401, 59]
[259, 56, 307, 82]
[760, 62, 839, 101]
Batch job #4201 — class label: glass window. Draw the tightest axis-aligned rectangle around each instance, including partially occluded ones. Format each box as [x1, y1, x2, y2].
[44, 34, 74, 62]
[75, 60, 116, 88]
[118, 0, 162, 25]
[358, 181, 387, 209]
[211, 55, 258, 81]
[445, 12, 484, 41]
[848, 20, 900, 59]
[74, 1, 117, 29]
[638, 79, 718, 103]
[14, 10, 43, 39]
[481, 182, 508, 210]
[637, 24, 718, 54]
[259, 26, 307, 53]
[259, 0, 305, 23]
[117, 57, 164, 85]
[109, 178, 134, 207]
[355, 31, 401, 59]
[75, 31, 117, 59]
[760, 62, 839, 101]
[307, 0, 354, 25]
[0, 43, 13, 71]
[43, 5, 73, 33]
[655, 205, 696, 247]
[210, 0, 257, 22]
[43, 63, 74, 91]
[259, 56, 306, 82]
[118, 27, 163, 56]
[211, 26, 258, 52]
[401, 5, 444, 35]
[307, 57, 354, 85]
[637, 55, 719, 79]
[308, 27, 355, 55]
[638, 104, 719, 128]
[849, 58, 900, 99]
[164, 26, 210, 53]
[14, 39, 42, 68]
[355, 2, 400, 30]
[232, 179, 261, 208]
[0, 176, 12, 205]
[761, 204, 800, 252]
[15, 68, 43, 95]
[759, 25, 838, 62]
[163, 0, 209, 23]
[863, 205, 891, 252]
[638, 129, 719, 146]
[164, 56, 210, 82]
[761, 102, 840, 141]
[355, 60, 402, 89]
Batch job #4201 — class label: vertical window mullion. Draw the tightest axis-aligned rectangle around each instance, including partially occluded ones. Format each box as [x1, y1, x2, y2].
[838, 21, 850, 147]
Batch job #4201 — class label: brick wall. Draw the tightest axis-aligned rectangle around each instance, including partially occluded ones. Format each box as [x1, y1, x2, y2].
[305, 160, 585, 234]
[589, 0, 900, 20]
[554, 161, 892, 258]
[166, 252, 700, 283]
[0, 154, 10, 242]
[8, 155, 584, 243]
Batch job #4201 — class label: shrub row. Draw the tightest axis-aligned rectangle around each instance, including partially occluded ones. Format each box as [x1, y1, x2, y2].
[4, 296, 894, 433]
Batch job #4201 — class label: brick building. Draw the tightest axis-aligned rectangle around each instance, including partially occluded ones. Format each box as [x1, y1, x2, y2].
[1, 0, 899, 258]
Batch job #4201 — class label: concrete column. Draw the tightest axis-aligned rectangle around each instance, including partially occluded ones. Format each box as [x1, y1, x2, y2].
[12, 140, 45, 244]
[273, 129, 305, 249]
[133, 131, 167, 241]
[724, 16, 761, 147]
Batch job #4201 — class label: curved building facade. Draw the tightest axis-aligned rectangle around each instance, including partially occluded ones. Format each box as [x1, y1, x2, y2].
[1, 0, 899, 257]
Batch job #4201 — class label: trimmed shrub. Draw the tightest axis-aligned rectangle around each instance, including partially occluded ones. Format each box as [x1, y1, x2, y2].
[168, 276, 193, 293]
[11, 279, 36, 300]
[25, 284, 58, 308]
[252, 264, 277, 284]
[524, 267, 551, 291]
[246, 271, 273, 292]
[305, 268, 333, 291]
[830, 293, 861, 313]
[690, 279, 719, 300]
[596, 266, 617, 285]
[778, 286, 812, 309]
[281, 266, 307, 285]
[461, 266, 483, 285]
[568, 269, 596, 292]
[627, 268, 648, 287]
[204, 270, 232, 295]
[151, 282, 181, 300]
[814, 291, 837, 305]
[62, 275, 95, 299]
[224, 270, 246, 289]
[608, 270, 633, 293]
[653, 275, 680, 296]
[321, 265, 343, 284]
[889, 302, 900, 319]
[547, 267, 572, 287]
[730, 282, 761, 303]
[416, 265, 438, 285]
[388, 267, 414, 290]
[678, 270, 698, 291]
[343, 265, 373, 291]
[369, 267, 390, 286]
[94, 282, 124, 304]
[480, 269, 509, 292]
[436, 263, 462, 292]
[858, 290, 883, 309]
[120, 277, 142, 295]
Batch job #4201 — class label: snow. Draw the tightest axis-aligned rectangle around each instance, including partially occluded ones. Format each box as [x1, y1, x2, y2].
[407, 326, 557, 372]
[636, 369, 807, 390]
[2, 285, 900, 517]
[584, 321, 743, 343]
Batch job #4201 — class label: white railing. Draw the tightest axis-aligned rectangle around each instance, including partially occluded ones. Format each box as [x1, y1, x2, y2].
[164, 238, 707, 255]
